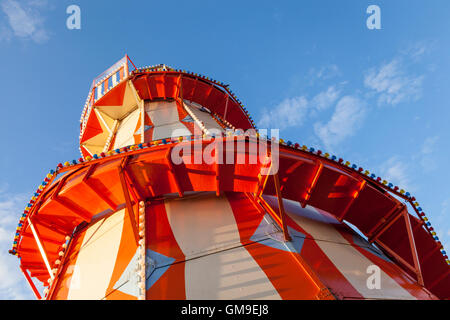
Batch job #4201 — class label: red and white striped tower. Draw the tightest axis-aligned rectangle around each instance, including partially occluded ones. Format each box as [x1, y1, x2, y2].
[10, 57, 450, 300]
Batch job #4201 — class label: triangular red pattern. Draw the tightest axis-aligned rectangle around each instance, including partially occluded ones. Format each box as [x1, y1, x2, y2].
[80, 111, 104, 143]
[176, 100, 189, 120]
[94, 81, 127, 106]
[143, 111, 154, 142]
[133, 111, 155, 143]
[133, 116, 142, 144]
[145, 112, 152, 126]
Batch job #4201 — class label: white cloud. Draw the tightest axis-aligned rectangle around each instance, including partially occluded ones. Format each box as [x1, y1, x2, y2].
[442, 199, 450, 216]
[258, 84, 344, 130]
[314, 64, 340, 80]
[408, 43, 427, 61]
[0, 186, 36, 299]
[28, 0, 48, 7]
[421, 136, 439, 155]
[0, 0, 49, 43]
[258, 96, 308, 130]
[437, 200, 450, 249]
[314, 95, 366, 148]
[364, 59, 423, 106]
[401, 41, 435, 62]
[415, 136, 439, 172]
[379, 156, 414, 192]
[311, 85, 341, 111]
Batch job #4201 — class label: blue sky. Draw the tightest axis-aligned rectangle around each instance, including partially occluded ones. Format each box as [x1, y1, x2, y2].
[0, 0, 449, 299]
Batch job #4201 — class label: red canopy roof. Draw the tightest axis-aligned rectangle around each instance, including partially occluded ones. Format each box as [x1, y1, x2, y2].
[79, 70, 255, 157]
[11, 137, 450, 299]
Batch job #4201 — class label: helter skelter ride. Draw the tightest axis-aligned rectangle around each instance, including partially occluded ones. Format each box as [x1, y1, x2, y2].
[9, 56, 450, 300]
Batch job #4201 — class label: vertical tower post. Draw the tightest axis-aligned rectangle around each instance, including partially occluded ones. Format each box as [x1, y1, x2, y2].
[28, 218, 54, 280]
[138, 200, 146, 300]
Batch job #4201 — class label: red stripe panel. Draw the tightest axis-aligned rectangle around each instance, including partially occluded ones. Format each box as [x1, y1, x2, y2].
[145, 200, 186, 299]
[105, 209, 140, 300]
[49, 227, 87, 299]
[226, 192, 329, 300]
[283, 214, 364, 300]
[338, 229, 437, 300]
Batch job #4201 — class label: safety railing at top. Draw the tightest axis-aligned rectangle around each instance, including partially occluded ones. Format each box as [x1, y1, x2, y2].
[79, 55, 131, 139]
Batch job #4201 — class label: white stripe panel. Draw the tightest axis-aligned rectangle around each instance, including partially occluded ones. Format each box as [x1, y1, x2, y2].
[152, 123, 191, 141]
[184, 246, 281, 300]
[282, 199, 416, 300]
[112, 72, 118, 86]
[97, 85, 103, 99]
[165, 194, 281, 299]
[67, 209, 125, 300]
[145, 101, 190, 140]
[113, 108, 140, 149]
[185, 101, 224, 133]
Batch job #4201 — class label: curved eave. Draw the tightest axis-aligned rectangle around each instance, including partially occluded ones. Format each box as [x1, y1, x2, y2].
[12, 136, 450, 299]
[79, 71, 255, 152]
[130, 71, 253, 130]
